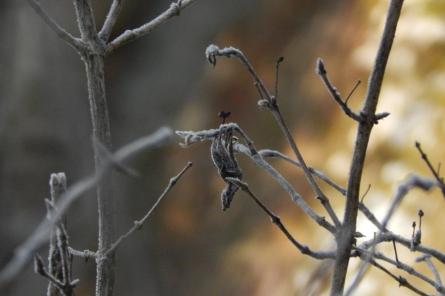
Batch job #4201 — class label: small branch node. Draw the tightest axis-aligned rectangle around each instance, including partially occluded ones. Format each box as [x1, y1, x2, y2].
[270, 214, 281, 225]
[170, 0, 182, 16]
[134, 220, 143, 230]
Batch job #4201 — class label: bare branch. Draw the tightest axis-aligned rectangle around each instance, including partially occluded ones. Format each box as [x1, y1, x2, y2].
[360, 232, 445, 265]
[205, 44, 341, 228]
[34, 255, 65, 291]
[382, 175, 435, 229]
[365, 257, 431, 296]
[331, 1, 404, 294]
[225, 178, 335, 260]
[357, 248, 445, 294]
[102, 162, 193, 257]
[0, 127, 173, 288]
[99, 0, 124, 41]
[347, 175, 436, 293]
[47, 173, 70, 296]
[106, 0, 198, 54]
[27, 0, 85, 51]
[34, 254, 79, 296]
[274, 56, 284, 99]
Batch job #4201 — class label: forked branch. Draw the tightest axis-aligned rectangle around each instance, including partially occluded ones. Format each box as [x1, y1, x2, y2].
[27, 0, 85, 51]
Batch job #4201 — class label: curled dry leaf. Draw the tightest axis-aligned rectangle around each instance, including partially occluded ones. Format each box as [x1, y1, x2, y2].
[210, 126, 243, 210]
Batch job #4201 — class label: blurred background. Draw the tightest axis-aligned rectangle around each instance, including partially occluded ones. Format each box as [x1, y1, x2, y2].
[1, 0, 444, 295]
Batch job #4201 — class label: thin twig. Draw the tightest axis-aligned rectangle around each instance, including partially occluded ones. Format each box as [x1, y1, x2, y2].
[415, 141, 445, 197]
[393, 240, 399, 264]
[416, 255, 444, 289]
[360, 232, 445, 265]
[316, 58, 362, 122]
[366, 258, 431, 296]
[274, 56, 284, 99]
[0, 128, 173, 289]
[254, 147, 389, 233]
[360, 184, 371, 203]
[106, 0, 198, 54]
[225, 178, 335, 260]
[34, 255, 65, 290]
[347, 174, 437, 293]
[257, 148, 346, 195]
[357, 248, 445, 294]
[34, 255, 79, 295]
[27, 0, 85, 51]
[102, 162, 193, 257]
[382, 175, 435, 229]
[99, 0, 124, 41]
[345, 80, 361, 105]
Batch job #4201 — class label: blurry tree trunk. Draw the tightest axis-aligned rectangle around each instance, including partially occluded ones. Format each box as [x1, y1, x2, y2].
[74, 0, 115, 295]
